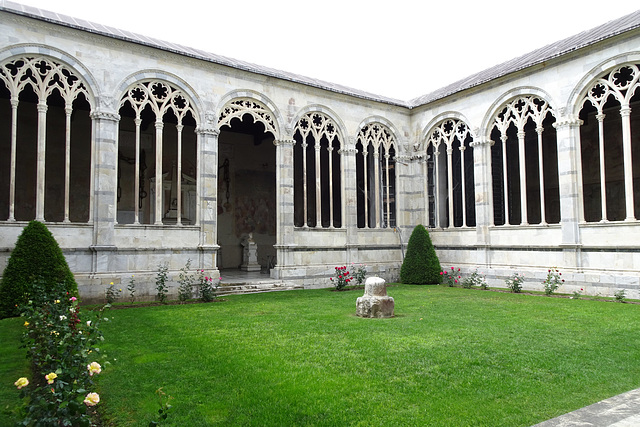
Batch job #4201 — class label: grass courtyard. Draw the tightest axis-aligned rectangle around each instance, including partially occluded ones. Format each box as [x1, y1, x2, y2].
[2, 284, 640, 426]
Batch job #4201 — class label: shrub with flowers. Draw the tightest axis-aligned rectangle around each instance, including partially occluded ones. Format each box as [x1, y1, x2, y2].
[352, 263, 368, 286]
[330, 266, 352, 291]
[198, 269, 219, 303]
[440, 267, 461, 287]
[462, 270, 487, 289]
[156, 262, 170, 303]
[105, 281, 122, 304]
[571, 287, 584, 299]
[505, 272, 525, 293]
[542, 267, 564, 296]
[15, 278, 109, 426]
[127, 274, 136, 303]
[177, 259, 195, 302]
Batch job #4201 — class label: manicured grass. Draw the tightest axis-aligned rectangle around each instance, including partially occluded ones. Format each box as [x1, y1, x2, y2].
[0, 317, 29, 426]
[3, 285, 640, 426]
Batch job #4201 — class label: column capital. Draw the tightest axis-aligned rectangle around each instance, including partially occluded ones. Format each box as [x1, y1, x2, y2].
[90, 109, 120, 122]
[552, 115, 583, 129]
[470, 137, 493, 147]
[196, 126, 219, 137]
[339, 146, 357, 154]
[274, 139, 295, 146]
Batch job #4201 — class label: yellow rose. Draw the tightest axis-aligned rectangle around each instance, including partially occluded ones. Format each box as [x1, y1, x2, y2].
[84, 392, 100, 406]
[87, 362, 102, 376]
[45, 372, 57, 384]
[14, 377, 29, 389]
[23, 321, 29, 327]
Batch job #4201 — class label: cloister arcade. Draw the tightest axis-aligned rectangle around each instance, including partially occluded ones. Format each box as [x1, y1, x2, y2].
[0, 3, 639, 298]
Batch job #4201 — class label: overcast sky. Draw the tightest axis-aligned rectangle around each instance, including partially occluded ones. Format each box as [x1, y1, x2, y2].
[13, 0, 640, 100]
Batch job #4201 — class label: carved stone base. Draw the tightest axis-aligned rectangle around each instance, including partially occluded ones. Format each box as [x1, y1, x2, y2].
[356, 277, 394, 318]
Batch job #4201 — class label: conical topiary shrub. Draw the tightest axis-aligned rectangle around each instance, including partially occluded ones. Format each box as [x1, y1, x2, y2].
[400, 224, 442, 285]
[0, 220, 78, 318]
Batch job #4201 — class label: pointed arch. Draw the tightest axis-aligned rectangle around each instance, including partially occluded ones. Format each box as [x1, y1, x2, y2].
[574, 60, 640, 222]
[487, 92, 559, 226]
[217, 90, 283, 139]
[0, 51, 95, 222]
[424, 116, 475, 228]
[292, 107, 344, 228]
[116, 77, 200, 226]
[355, 121, 397, 228]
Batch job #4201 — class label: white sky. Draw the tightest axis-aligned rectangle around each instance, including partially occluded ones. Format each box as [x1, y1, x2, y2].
[13, 0, 640, 100]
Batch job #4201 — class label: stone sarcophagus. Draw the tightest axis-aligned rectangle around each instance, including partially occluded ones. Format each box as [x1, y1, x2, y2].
[356, 277, 394, 318]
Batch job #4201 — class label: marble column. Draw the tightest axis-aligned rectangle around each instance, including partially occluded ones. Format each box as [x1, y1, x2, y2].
[273, 137, 296, 277]
[90, 107, 120, 273]
[553, 114, 584, 269]
[470, 136, 494, 266]
[196, 114, 220, 273]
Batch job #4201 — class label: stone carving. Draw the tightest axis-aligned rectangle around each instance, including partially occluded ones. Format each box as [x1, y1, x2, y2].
[240, 233, 260, 272]
[356, 277, 394, 318]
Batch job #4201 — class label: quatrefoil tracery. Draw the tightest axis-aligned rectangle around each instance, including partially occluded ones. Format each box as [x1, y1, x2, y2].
[583, 64, 640, 112]
[120, 80, 194, 123]
[0, 56, 89, 105]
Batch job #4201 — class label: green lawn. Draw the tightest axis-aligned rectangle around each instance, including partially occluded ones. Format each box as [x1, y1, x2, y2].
[3, 285, 640, 426]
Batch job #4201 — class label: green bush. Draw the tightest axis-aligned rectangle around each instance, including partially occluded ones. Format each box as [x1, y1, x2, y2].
[400, 224, 442, 285]
[0, 221, 78, 318]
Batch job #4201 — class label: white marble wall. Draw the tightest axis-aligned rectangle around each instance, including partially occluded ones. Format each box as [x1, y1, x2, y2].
[0, 9, 639, 300]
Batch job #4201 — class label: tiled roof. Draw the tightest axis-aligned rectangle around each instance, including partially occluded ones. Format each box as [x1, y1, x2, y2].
[1, 1, 639, 109]
[0, 0, 409, 107]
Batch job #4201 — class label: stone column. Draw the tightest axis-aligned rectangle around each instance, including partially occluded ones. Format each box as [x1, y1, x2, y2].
[470, 136, 493, 266]
[460, 144, 467, 227]
[273, 137, 295, 278]
[517, 130, 528, 225]
[446, 146, 454, 228]
[154, 119, 164, 225]
[341, 137, 358, 263]
[35, 101, 48, 221]
[553, 114, 584, 269]
[90, 107, 120, 273]
[536, 126, 547, 225]
[63, 104, 73, 223]
[196, 114, 220, 273]
[8, 96, 18, 222]
[596, 113, 607, 221]
[500, 135, 509, 225]
[620, 106, 635, 220]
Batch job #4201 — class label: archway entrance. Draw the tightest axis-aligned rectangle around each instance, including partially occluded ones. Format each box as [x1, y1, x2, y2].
[217, 113, 276, 272]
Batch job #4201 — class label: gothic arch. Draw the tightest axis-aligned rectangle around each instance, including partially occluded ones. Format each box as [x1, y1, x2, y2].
[292, 105, 347, 148]
[358, 116, 400, 142]
[0, 49, 96, 222]
[355, 119, 398, 229]
[482, 87, 556, 138]
[292, 105, 345, 228]
[115, 70, 202, 122]
[217, 90, 283, 139]
[0, 45, 97, 107]
[423, 115, 476, 228]
[572, 58, 640, 222]
[115, 75, 200, 225]
[486, 90, 560, 227]
[568, 52, 640, 116]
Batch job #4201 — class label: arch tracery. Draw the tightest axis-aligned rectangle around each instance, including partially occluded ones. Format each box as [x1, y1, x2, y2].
[293, 111, 342, 228]
[489, 95, 559, 226]
[578, 63, 640, 222]
[0, 55, 93, 222]
[117, 79, 198, 226]
[425, 118, 475, 228]
[356, 122, 397, 228]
